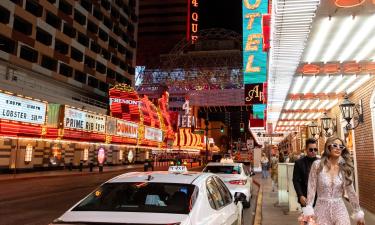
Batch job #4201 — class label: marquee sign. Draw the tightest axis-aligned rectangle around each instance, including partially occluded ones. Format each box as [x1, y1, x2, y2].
[109, 84, 141, 122]
[0, 92, 46, 125]
[144, 126, 163, 142]
[243, 0, 268, 84]
[117, 119, 138, 138]
[64, 106, 106, 133]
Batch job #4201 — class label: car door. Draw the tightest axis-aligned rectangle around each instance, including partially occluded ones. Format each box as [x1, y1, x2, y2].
[205, 177, 229, 225]
[213, 176, 241, 225]
[243, 165, 253, 191]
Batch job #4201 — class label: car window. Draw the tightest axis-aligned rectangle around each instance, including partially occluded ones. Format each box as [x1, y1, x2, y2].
[243, 165, 250, 176]
[206, 177, 225, 210]
[73, 182, 196, 214]
[213, 177, 232, 205]
[203, 165, 242, 174]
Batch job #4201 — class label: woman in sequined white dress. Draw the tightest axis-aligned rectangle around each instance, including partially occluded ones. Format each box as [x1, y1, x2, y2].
[302, 137, 365, 225]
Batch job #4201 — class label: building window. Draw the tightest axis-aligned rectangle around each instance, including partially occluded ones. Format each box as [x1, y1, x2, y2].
[55, 39, 69, 55]
[98, 28, 108, 42]
[74, 70, 86, 83]
[109, 37, 118, 49]
[103, 16, 113, 29]
[107, 68, 115, 79]
[74, 9, 86, 25]
[120, 16, 128, 27]
[93, 7, 103, 20]
[59, 0, 72, 15]
[101, 48, 110, 60]
[71, 47, 83, 62]
[111, 55, 120, 65]
[99, 81, 109, 92]
[101, 0, 110, 10]
[0, 35, 16, 54]
[36, 28, 52, 46]
[25, 144, 33, 163]
[120, 61, 128, 71]
[25, 0, 43, 17]
[90, 40, 101, 54]
[63, 23, 76, 38]
[0, 5, 10, 24]
[83, 148, 89, 161]
[13, 16, 33, 36]
[10, 0, 23, 6]
[80, 0, 92, 12]
[77, 32, 89, 47]
[87, 20, 98, 34]
[87, 76, 98, 88]
[96, 61, 106, 74]
[20, 45, 38, 63]
[84, 55, 95, 69]
[59, 63, 73, 77]
[46, 11, 61, 29]
[41, 55, 57, 71]
[111, 8, 120, 19]
[113, 25, 121, 36]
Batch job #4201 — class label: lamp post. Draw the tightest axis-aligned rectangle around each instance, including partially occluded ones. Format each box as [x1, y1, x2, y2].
[308, 120, 319, 138]
[339, 94, 364, 130]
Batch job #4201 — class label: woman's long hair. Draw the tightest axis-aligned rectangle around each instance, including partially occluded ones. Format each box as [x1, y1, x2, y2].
[320, 136, 354, 186]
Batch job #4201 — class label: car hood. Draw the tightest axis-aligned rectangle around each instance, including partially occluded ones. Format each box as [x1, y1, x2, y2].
[56, 211, 189, 224]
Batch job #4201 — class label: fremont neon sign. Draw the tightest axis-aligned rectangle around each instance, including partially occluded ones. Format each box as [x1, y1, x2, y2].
[242, 0, 268, 84]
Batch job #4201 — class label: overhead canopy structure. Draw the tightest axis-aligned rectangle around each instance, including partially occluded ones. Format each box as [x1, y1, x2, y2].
[136, 28, 243, 91]
[268, 0, 375, 132]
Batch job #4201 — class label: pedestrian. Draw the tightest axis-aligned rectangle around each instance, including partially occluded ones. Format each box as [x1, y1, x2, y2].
[292, 138, 318, 208]
[301, 137, 365, 225]
[69, 159, 73, 171]
[270, 154, 278, 191]
[260, 153, 269, 179]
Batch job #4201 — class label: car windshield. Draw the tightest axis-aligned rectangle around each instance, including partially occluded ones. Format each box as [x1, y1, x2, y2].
[203, 165, 241, 174]
[73, 182, 197, 214]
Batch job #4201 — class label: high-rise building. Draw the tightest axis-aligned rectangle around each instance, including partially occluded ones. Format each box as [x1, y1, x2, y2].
[0, 0, 138, 112]
[137, 0, 187, 67]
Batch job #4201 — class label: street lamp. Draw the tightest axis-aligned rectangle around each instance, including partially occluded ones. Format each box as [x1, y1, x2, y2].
[320, 112, 336, 137]
[339, 94, 364, 130]
[308, 120, 319, 138]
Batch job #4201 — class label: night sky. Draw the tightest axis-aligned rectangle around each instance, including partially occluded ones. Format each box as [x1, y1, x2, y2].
[199, 0, 242, 34]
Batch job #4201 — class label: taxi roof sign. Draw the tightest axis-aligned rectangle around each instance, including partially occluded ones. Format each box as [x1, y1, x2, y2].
[168, 166, 188, 173]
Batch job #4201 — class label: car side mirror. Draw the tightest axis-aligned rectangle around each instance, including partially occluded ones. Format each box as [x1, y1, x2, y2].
[234, 192, 246, 204]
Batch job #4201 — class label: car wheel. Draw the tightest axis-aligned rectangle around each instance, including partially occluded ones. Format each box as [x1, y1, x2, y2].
[243, 200, 250, 208]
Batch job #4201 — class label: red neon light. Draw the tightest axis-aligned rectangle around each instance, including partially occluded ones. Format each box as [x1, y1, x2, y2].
[186, 0, 191, 41]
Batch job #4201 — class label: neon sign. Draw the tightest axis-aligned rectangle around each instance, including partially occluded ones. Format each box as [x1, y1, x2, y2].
[243, 0, 268, 84]
[187, 0, 199, 43]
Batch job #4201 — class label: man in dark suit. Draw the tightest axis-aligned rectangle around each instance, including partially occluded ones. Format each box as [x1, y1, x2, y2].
[292, 138, 318, 207]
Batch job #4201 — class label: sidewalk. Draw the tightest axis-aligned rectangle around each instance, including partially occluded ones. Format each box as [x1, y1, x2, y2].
[256, 174, 375, 225]
[0, 162, 202, 182]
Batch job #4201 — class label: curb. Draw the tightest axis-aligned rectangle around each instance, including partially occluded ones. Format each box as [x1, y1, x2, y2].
[253, 180, 263, 225]
[0, 166, 144, 182]
[0, 165, 204, 182]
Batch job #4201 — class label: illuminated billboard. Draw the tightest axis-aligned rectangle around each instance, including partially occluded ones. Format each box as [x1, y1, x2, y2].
[242, 0, 268, 84]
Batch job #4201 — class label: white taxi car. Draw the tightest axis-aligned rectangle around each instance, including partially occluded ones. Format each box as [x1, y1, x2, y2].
[51, 166, 245, 225]
[203, 162, 252, 208]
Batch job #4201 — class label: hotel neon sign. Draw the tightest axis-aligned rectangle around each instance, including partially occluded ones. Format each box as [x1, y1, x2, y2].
[242, 0, 268, 85]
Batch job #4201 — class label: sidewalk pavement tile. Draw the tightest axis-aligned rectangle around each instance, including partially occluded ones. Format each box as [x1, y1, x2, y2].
[256, 173, 375, 225]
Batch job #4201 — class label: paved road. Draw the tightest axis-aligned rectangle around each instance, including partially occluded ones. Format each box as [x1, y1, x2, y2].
[0, 168, 258, 225]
